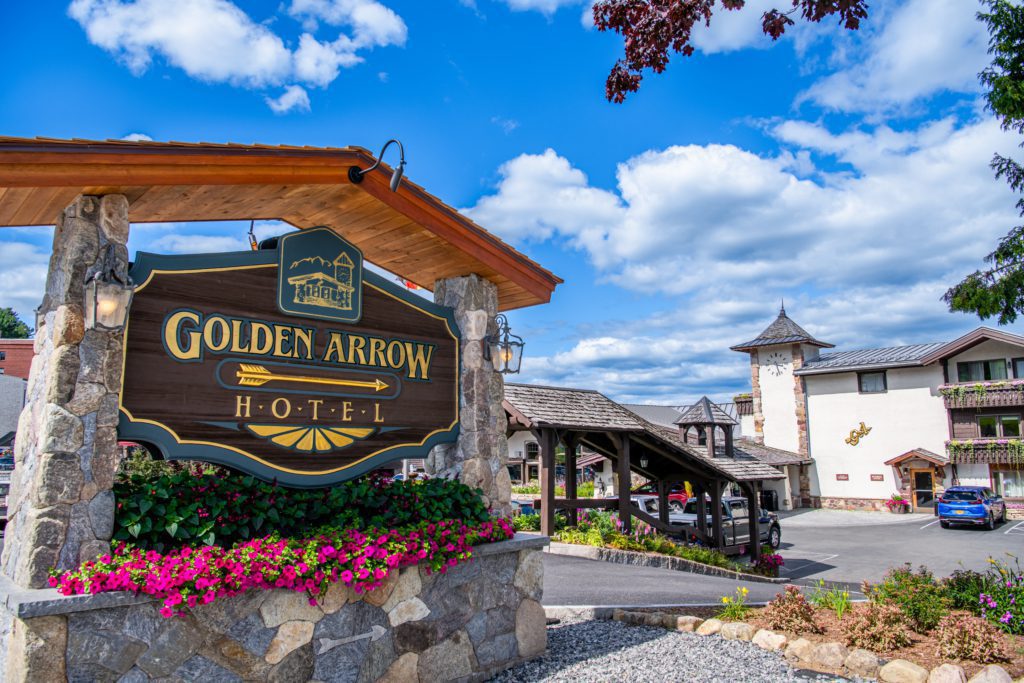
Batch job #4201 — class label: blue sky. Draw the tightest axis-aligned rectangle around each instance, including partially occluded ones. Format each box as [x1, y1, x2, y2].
[1, 0, 1021, 405]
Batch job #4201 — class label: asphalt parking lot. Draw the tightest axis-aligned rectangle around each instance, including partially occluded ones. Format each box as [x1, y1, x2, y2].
[541, 514, 1024, 607]
[779, 516, 1024, 583]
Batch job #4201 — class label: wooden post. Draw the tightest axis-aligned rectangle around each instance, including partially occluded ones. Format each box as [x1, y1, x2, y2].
[617, 434, 632, 534]
[707, 425, 716, 459]
[564, 433, 578, 527]
[657, 480, 669, 526]
[695, 480, 708, 540]
[710, 480, 724, 550]
[746, 481, 761, 563]
[538, 428, 557, 537]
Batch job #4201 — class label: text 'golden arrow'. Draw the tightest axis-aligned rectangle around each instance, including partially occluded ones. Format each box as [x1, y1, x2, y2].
[235, 364, 389, 392]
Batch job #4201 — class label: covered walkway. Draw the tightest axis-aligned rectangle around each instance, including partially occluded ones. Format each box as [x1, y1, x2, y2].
[503, 384, 784, 560]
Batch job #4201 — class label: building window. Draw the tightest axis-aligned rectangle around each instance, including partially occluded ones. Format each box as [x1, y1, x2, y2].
[525, 441, 539, 460]
[858, 371, 887, 393]
[978, 414, 1021, 438]
[994, 468, 1024, 498]
[1014, 358, 1024, 379]
[0, 351, 5, 360]
[958, 359, 1008, 382]
[507, 463, 523, 483]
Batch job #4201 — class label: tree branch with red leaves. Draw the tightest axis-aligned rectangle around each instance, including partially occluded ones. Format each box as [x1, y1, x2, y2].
[593, 0, 869, 102]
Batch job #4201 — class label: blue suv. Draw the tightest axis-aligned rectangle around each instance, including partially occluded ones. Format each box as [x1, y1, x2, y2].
[937, 486, 1007, 530]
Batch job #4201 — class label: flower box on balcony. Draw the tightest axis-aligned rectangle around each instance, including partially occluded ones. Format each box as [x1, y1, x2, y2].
[946, 438, 1024, 465]
[939, 380, 1024, 409]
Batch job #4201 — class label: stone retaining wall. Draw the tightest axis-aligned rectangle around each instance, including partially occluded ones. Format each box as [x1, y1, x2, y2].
[0, 535, 547, 682]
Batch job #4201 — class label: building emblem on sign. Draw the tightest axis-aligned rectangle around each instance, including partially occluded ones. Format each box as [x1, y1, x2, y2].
[278, 227, 363, 323]
[845, 421, 872, 446]
[118, 228, 460, 487]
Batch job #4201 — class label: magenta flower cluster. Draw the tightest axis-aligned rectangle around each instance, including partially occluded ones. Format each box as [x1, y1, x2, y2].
[50, 518, 515, 618]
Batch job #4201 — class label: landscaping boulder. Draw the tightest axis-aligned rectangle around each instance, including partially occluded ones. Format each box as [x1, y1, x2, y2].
[844, 648, 880, 678]
[719, 622, 754, 641]
[695, 619, 723, 636]
[643, 613, 664, 628]
[929, 664, 967, 683]
[784, 637, 814, 664]
[967, 665, 1012, 683]
[752, 629, 787, 651]
[674, 616, 703, 632]
[880, 659, 929, 683]
[811, 642, 849, 669]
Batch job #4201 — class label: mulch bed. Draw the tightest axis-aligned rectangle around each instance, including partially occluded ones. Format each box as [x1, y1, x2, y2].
[635, 605, 1024, 679]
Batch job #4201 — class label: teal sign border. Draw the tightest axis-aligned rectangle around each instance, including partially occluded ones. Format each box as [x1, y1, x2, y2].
[118, 234, 460, 488]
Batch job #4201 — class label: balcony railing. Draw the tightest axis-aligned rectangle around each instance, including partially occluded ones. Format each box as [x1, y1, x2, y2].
[939, 380, 1024, 409]
[946, 438, 1024, 465]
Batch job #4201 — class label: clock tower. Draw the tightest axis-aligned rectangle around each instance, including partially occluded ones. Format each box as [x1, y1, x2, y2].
[730, 305, 833, 455]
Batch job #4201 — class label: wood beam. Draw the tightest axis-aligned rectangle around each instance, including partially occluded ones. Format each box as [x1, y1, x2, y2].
[745, 481, 762, 563]
[617, 435, 632, 534]
[710, 480, 725, 550]
[564, 433, 578, 526]
[538, 428, 558, 537]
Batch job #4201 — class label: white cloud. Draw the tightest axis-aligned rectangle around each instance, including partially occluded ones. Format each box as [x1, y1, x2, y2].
[146, 233, 248, 254]
[498, 0, 582, 16]
[490, 116, 519, 134]
[800, 0, 989, 113]
[120, 132, 153, 141]
[68, 0, 406, 110]
[0, 240, 51, 322]
[266, 85, 312, 114]
[689, 0, 776, 54]
[466, 116, 1024, 403]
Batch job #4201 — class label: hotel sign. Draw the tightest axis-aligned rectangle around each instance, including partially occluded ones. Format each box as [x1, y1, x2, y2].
[119, 227, 460, 487]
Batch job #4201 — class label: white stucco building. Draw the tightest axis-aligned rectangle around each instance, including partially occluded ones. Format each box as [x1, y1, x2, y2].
[732, 307, 1024, 513]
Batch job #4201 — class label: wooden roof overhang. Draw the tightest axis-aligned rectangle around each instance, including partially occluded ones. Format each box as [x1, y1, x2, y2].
[918, 327, 1024, 365]
[884, 448, 949, 467]
[0, 137, 562, 311]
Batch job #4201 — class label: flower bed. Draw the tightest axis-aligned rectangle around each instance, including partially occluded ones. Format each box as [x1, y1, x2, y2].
[52, 519, 515, 618]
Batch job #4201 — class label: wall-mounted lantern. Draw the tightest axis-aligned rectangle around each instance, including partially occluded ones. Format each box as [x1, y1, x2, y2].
[84, 244, 134, 330]
[483, 314, 524, 374]
[639, 454, 649, 469]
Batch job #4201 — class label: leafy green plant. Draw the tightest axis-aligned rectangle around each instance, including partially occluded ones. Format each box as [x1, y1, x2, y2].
[718, 586, 751, 621]
[808, 579, 852, 620]
[979, 555, 1024, 635]
[841, 602, 911, 652]
[763, 585, 821, 633]
[114, 467, 490, 551]
[936, 613, 1009, 663]
[943, 569, 990, 614]
[513, 513, 541, 532]
[864, 564, 949, 632]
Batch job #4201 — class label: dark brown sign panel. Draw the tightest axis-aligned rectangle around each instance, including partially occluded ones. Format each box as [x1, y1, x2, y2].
[119, 229, 460, 487]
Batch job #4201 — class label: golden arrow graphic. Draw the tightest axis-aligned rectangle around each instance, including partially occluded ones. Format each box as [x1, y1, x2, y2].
[235, 364, 389, 392]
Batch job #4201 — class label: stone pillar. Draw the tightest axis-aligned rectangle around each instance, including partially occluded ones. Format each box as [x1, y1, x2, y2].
[749, 350, 765, 444]
[1, 195, 129, 588]
[427, 274, 511, 517]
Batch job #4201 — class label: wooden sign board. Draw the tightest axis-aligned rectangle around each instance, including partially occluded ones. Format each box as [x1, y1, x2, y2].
[119, 228, 460, 487]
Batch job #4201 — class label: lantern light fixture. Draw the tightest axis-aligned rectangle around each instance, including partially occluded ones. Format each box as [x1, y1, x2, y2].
[348, 139, 406, 192]
[639, 455, 649, 469]
[483, 314, 524, 375]
[84, 243, 134, 331]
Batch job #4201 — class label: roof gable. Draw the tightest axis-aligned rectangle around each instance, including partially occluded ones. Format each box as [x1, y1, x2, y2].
[674, 396, 737, 426]
[919, 327, 1024, 365]
[730, 306, 833, 352]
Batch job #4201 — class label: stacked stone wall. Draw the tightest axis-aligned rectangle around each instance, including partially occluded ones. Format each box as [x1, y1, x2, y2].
[0, 537, 546, 682]
[429, 275, 511, 518]
[1, 195, 129, 590]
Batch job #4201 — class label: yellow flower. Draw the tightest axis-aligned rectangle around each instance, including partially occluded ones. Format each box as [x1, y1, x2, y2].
[721, 597, 730, 604]
[740, 587, 749, 596]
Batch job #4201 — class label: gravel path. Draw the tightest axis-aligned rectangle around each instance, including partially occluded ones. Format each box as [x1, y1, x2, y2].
[490, 619, 846, 682]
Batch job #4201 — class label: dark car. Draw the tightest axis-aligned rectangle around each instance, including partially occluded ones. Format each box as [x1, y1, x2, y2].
[672, 496, 781, 549]
[937, 486, 1006, 530]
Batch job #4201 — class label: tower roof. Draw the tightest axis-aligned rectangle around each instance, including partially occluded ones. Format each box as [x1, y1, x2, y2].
[730, 305, 834, 352]
[674, 397, 737, 426]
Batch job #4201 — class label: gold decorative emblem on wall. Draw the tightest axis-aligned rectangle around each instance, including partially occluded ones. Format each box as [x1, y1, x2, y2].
[845, 422, 872, 446]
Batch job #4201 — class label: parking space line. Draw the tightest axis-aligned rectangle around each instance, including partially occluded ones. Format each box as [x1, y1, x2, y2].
[1005, 520, 1024, 535]
[920, 519, 940, 529]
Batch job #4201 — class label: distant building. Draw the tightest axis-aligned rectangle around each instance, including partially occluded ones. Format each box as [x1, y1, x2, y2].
[0, 374, 26, 447]
[0, 339, 34, 379]
[732, 306, 1024, 514]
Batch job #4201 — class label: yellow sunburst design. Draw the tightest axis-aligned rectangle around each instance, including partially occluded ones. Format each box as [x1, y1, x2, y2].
[245, 425, 376, 453]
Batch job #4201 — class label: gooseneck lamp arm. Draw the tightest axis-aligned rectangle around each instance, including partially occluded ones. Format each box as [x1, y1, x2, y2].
[348, 139, 406, 192]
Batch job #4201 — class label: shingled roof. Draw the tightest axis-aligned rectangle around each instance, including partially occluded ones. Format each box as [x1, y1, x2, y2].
[795, 342, 945, 376]
[675, 397, 737, 426]
[734, 438, 811, 466]
[503, 383, 783, 482]
[730, 306, 833, 352]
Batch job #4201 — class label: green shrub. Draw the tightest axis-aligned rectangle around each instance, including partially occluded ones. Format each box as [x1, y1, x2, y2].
[511, 481, 541, 495]
[841, 602, 912, 652]
[936, 613, 1009, 663]
[943, 569, 990, 614]
[763, 585, 821, 633]
[865, 564, 949, 632]
[114, 467, 490, 551]
[808, 579, 852, 620]
[979, 555, 1024, 635]
[511, 480, 597, 497]
[513, 513, 541, 531]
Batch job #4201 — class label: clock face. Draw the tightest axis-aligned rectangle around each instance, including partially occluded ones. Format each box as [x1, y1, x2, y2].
[765, 351, 787, 377]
